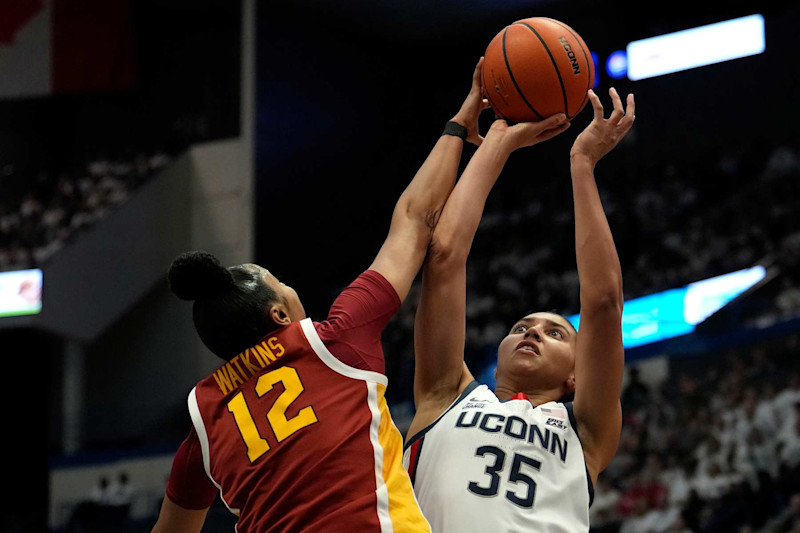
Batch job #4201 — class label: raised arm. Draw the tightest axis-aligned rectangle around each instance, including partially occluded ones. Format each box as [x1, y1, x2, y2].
[407, 114, 570, 438]
[569, 88, 635, 481]
[368, 59, 488, 302]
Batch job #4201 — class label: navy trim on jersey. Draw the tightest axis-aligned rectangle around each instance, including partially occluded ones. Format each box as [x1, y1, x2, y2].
[404, 380, 481, 451]
[564, 402, 595, 507]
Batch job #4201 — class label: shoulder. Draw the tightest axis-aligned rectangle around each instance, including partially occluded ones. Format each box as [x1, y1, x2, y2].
[406, 381, 486, 446]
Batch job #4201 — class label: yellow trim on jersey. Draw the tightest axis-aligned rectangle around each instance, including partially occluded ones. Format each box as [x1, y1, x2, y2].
[376, 383, 431, 532]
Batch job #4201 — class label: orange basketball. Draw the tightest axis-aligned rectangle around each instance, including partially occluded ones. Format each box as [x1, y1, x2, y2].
[481, 17, 595, 122]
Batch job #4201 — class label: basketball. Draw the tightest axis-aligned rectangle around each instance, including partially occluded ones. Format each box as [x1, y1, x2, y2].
[481, 17, 595, 122]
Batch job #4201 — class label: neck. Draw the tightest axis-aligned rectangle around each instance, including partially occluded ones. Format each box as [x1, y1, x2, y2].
[494, 383, 562, 406]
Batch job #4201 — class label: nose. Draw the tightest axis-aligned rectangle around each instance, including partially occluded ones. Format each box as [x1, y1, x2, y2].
[524, 328, 541, 341]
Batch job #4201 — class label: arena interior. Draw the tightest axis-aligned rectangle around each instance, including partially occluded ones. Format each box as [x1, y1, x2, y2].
[1, 0, 799, 531]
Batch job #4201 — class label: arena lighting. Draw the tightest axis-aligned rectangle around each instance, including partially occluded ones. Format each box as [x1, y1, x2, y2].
[0, 268, 42, 317]
[566, 265, 767, 349]
[605, 50, 628, 80]
[626, 14, 765, 81]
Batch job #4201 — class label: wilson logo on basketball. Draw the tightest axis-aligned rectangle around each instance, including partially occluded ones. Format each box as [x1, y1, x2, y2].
[558, 37, 581, 75]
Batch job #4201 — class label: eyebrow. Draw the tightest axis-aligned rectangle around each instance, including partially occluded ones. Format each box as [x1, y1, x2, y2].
[518, 317, 572, 335]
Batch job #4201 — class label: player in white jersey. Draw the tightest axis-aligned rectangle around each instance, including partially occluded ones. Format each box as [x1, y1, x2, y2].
[403, 87, 635, 532]
[406, 383, 592, 532]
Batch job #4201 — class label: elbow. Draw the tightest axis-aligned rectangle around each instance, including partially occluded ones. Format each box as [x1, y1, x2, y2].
[396, 192, 445, 234]
[426, 232, 468, 271]
[580, 286, 624, 316]
[389, 202, 439, 251]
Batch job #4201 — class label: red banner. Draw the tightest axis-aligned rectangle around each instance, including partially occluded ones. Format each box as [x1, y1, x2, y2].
[0, 0, 136, 98]
[51, 0, 136, 93]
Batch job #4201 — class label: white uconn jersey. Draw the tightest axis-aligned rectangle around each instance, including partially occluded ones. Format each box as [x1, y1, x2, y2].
[403, 382, 593, 533]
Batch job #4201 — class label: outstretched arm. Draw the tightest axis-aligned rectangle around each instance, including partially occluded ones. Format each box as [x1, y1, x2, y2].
[407, 114, 571, 439]
[569, 88, 635, 482]
[368, 59, 488, 302]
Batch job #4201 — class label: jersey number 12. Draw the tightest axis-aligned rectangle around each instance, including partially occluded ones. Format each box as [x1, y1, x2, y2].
[227, 366, 319, 462]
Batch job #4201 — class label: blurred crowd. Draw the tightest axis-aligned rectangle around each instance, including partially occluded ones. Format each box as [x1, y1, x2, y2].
[592, 333, 800, 533]
[0, 149, 171, 272]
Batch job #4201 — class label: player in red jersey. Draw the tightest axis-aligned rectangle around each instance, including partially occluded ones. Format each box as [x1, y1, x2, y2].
[150, 58, 571, 533]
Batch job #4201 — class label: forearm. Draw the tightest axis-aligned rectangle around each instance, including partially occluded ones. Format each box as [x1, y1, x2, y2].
[571, 153, 624, 472]
[429, 132, 513, 265]
[570, 154, 623, 309]
[393, 133, 465, 234]
[369, 131, 466, 301]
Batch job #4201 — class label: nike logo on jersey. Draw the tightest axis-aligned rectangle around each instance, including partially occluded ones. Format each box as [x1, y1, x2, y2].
[468, 396, 497, 403]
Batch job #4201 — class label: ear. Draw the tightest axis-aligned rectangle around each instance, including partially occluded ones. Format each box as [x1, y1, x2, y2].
[268, 303, 292, 326]
[565, 373, 576, 394]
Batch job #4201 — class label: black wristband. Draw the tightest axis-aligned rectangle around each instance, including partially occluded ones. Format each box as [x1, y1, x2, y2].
[442, 120, 468, 141]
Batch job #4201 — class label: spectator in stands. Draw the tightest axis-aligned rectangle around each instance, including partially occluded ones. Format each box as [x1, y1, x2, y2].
[747, 345, 778, 383]
[621, 484, 681, 533]
[734, 387, 764, 441]
[618, 494, 650, 533]
[762, 492, 800, 532]
[776, 375, 800, 434]
[617, 472, 650, 519]
[754, 381, 781, 436]
[106, 471, 134, 530]
[694, 435, 730, 481]
[90, 475, 113, 505]
[590, 475, 622, 532]
[779, 409, 800, 485]
[622, 366, 650, 414]
[735, 427, 781, 528]
[660, 454, 692, 509]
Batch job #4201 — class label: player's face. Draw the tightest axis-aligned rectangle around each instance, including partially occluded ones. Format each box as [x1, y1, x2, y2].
[495, 312, 577, 393]
[257, 267, 306, 322]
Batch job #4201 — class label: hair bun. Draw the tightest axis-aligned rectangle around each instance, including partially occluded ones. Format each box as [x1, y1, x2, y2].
[168, 251, 234, 301]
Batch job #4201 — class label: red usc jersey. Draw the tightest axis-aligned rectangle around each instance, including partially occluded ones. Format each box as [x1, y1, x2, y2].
[166, 271, 430, 532]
